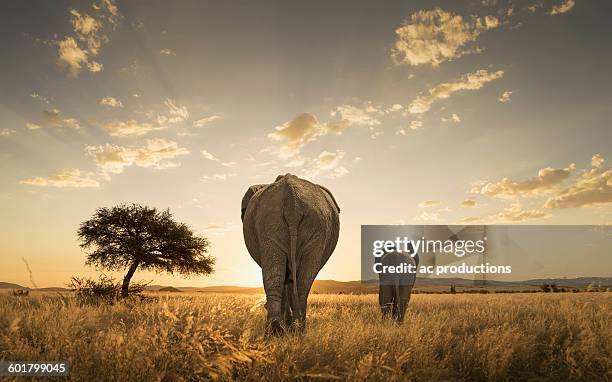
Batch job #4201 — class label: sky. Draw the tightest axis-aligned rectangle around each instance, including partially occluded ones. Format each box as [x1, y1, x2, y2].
[0, 0, 611, 287]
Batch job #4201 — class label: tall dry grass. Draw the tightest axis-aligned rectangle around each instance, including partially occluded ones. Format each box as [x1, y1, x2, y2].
[0, 292, 610, 381]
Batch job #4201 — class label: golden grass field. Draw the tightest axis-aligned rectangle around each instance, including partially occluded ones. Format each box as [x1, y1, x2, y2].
[1, 292, 610, 381]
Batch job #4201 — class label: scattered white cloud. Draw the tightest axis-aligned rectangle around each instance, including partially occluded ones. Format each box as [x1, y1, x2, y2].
[193, 115, 222, 127]
[408, 69, 504, 115]
[202, 222, 238, 236]
[301, 150, 349, 179]
[202, 173, 237, 182]
[527, 4, 542, 12]
[549, 0, 576, 15]
[410, 120, 423, 130]
[268, 113, 322, 158]
[331, 103, 381, 127]
[457, 216, 482, 224]
[392, 8, 499, 67]
[492, 203, 549, 222]
[471, 163, 575, 198]
[481, 15, 500, 29]
[30, 93, 50, 104]
[20, 168, 99, 188]
[37, 108, 81, 130]
[544, 154, 611, 209]
[499, 91, 513, 103]
[102, 119, 162, 137]
[461, 199, 477, 208]
[156, 98, 189, 124]
[441, 113, 461, 123]
[201, 150, 236, 167]
[99, 96, 123, 108]
[26, 123, 41, 130]
[54, 3, 118, 76]
[159, 48, 175, 55]
[57, 37, 91, 76]
[416, 211, 444, 222]
[591, 153, 604, 168]
[419, 200, 441, 208]
[1, 128, 16, 136]
[386, 104, 404, 112]
[86, 139, 189, 175]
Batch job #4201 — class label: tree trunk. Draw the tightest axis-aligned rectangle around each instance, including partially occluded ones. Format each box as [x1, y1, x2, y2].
[121, 259, 140, 298]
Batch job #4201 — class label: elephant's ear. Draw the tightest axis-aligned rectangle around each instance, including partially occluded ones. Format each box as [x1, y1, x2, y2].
[318, 185, 340, 214]
[241, 184, 267, 221]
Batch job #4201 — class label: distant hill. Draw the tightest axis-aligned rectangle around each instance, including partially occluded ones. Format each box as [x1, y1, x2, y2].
[0, 282, 29, 290]
[158, 286, 182, 293]
[36, 287, 71, 292]
[2, 276, 610, 294]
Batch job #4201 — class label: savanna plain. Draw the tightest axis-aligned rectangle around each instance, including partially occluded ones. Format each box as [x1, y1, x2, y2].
[1, 292, 610, 381]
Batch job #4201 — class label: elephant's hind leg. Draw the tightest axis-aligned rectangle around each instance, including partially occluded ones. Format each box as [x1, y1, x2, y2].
[260, 240, 288, 334]
[281, 283, 293, 326]
[395, 285, 413, 323]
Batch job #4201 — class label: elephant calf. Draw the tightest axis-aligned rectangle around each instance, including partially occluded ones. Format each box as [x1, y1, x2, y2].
[378, 251, 419, 323]
[241, 174, 340, 333]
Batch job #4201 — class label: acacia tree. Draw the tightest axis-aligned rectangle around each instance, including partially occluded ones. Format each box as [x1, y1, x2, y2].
[78, 203, 214, 297]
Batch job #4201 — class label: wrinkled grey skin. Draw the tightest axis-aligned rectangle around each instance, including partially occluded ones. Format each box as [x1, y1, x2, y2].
[378, 252, 419, 323]
[241, 174, 340, 333]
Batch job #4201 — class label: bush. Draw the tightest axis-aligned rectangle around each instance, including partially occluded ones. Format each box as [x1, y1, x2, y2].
[68, 275, 148, 305]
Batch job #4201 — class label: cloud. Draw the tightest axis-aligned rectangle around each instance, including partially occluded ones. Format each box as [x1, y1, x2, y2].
[416, 211, 444, 222]
[156, 98, 189, 124]
[54, 2, 118, 76]
[482, 15, 500, 29]
[57, 37, 91, 76]
[201, 173, 237, 182]
[1, 128, 16, 136]
[392, 8, 499, 67]
[549, 0, 576, 15]
[102, 119, 162, 137]
[419, 200, 442, 208]
[270, 104, 389, 158]
[323, 119, 351, 135]
[315, 150, 345, 170]
[544, 155, 611, 209]
[201, 150, 236, 167]
[30, 93, 50, 104]
[19, 168, 99, 188]
[492, 204, 549, 222]
[408, 69, 504, 115]
[461, 199, 477, 207]
[99, 97, 123, 108]
[499, 91, 513, 103]
[26, 123, 41, 130]
[591, 153, 604, 168]
[70, 9, 102, 49]
[86, 139, 189, 175]
[193, 115, 222, 127]
[457, 216, 482, 224]
[410, 120, 424, 129]
[159, 48, 175, 55]
[471, 163, 575, 198]
[202, 222, 238, 236]
[39, 108, 81, 130]
[330, 104, 381, 127]
[441, 113, 461, 123]
[268, 113, 322, 158]
[302, 150, 349, 179]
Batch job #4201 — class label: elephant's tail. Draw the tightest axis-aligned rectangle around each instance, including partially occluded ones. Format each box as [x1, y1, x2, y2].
[289, 226, 299, 312]
[283, 184, 302, 318]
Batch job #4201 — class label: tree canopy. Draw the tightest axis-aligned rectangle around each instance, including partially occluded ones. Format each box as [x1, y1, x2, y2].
[78, 203, 214, 296]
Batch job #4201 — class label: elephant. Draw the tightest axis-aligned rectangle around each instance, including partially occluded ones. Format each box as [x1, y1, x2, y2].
[378, 250, 419, 323]
[241, 173, 340, 333]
